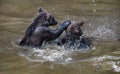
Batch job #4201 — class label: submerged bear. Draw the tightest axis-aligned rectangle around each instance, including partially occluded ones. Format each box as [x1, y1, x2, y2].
[19, 8, 71, 47]
[55, 20, 92, 49]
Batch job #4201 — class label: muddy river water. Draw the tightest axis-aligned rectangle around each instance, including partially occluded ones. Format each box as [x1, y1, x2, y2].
[0, 0, 120, 74]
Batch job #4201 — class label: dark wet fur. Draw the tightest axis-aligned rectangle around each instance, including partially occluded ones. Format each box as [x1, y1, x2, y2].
[19, 8, 58, 47]
[55, 21, 93, 49]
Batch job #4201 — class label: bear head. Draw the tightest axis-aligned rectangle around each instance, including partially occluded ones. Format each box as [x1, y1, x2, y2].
[37, 7, 58, 26]
[66, 20, 84, 39]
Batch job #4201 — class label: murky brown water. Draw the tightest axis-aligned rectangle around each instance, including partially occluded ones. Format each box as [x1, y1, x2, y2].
[0, 0, 120, 74]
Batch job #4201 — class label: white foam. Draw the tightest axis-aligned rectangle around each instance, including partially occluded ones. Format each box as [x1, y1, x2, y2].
[77, 55, 120, 63]
[108, 61, 120, 72]
[19, 48, 73, 63]
[92, 55, 120, 62]
[91, 55, 120, 72]
[113, 51, 120, 54]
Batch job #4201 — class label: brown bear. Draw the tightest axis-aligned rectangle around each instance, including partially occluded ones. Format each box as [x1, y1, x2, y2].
[19, 8, 71, 47]
[55, 20, 84, 45]
[66, 20, 84, 41]
[55, 20, 92, 49]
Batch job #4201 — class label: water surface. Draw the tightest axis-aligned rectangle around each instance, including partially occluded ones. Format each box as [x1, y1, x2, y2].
[0, 0, 120, 74]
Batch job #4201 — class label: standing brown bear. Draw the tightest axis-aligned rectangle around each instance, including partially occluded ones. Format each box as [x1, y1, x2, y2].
[19, 8, 71, 47]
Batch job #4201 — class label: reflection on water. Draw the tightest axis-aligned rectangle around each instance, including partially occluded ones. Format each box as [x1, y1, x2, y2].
[0, 0, 120, 74]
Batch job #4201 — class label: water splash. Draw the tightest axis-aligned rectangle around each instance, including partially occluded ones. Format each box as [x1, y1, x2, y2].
[81, 55, 120, 72]
[19, 47, 73, 64]
[92, 55, 120, 61]
[84, 16, 119, 41]
[14, 37, 92, 64]
[92, 25, 117, 40]
[18, 42, 94, 64]
[108, 61, 120, 72]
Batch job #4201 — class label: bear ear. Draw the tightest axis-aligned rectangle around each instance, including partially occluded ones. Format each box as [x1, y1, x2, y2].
[38, 7, 47, 13]
[78, 20, 84, 26]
